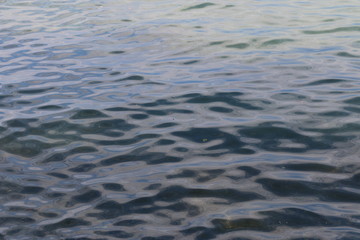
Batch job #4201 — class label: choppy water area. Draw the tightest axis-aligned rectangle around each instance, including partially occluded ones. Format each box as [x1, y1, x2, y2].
[1, 0, 360, 239]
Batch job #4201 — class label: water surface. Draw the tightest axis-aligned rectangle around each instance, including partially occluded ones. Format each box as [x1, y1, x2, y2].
[0, 0, 360, 239]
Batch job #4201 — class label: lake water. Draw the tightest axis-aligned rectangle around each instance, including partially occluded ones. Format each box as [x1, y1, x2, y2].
[0, 0, 360, 239]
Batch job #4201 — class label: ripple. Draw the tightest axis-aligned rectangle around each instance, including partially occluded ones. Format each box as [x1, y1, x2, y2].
[261, 38, 295, 46]
[17, 87, 55, 94]
[299, 78, 348, 86]
[336, 51, 360, 58]
[344, 96, 360, 105]
[226, 43, 249, 49]
[183, 92, 263, 110]
[182, 3, 216, 11]
[70, 109, 109, 119]
[115, 75, 145, 82]
[239, 125, 331, 152]
[42, 218, 91, 231]
[303, 26, 360, 34]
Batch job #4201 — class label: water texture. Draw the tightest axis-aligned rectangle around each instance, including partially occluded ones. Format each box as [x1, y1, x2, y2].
[0, 0, 360, 239]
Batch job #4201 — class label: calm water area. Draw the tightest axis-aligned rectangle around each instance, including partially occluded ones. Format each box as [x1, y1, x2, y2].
[0, 0, 360, 239]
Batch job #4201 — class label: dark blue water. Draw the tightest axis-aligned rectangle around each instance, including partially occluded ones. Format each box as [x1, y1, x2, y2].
[0, 0, 360, 239]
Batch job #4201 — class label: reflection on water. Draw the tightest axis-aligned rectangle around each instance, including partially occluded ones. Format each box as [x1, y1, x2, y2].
[0, 0, 359, 239]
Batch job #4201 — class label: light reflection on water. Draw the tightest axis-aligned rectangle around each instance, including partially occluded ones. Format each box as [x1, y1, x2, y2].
[0, 0, 360, 239]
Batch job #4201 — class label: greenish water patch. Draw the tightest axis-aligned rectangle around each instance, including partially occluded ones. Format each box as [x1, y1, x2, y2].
[303, 26, 360, 34]
[336, 51, 360, 58]
[261, 38, 295, 46]
[226, 43, 249, 49]
[182, 2, 215, 11]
